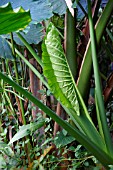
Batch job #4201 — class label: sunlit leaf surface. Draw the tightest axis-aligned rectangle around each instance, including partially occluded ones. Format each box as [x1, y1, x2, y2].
[0, 3, 31, 35]
[42, 23, 80, 116]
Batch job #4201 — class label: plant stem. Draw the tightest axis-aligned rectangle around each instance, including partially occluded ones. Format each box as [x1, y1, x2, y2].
[16, 32, 43, 67]
[87, 0, 113, 155]
[10, 33, 26, 125]
[65, 9, 77, 79]
[77, 0, 113, 99]
[7, 40, 49, 89]
[106, 28, 113, 42]
[10, 33, 32, 162]
[19, 58, 24, 86]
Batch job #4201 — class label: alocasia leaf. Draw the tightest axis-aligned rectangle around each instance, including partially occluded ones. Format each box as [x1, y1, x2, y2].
[0, 36, 14, 60]
[101, 0, 108, 7]
[17, 23, 44, 45]
[72, 0, 87, 19]
[3, 23, 45, 46]
[0, 0, 68, 23]
[42, 23, 80, 116]
[0, 0, 53, 22]
[0, 3, 31, 35]
[50, 0, 67, 15]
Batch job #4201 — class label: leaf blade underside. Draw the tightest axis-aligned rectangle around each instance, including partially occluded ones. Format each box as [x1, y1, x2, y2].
[42, 24, 80, 116]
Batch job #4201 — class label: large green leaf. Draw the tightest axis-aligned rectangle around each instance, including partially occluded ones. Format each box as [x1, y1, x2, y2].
[9, 119, 45, 144]
[0, 0, 53, 22]
[0, 36, 14, 60]
[3, 23, 44, 46]
[0, 0, 67, 22]
[42, 24, 80, 116]
[50, 0, 67, 15]
[72, 0, 87, 19]
[0, 3, 31, 35]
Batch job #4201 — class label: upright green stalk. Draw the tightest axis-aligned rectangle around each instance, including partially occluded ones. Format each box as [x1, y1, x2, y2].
[10, 34, 33, 162]
[7, 40, 49, 89]
[17, 32, 43, 67]
[77, 0, 113, 99]
[87, 0, 113, 155]
[106, 28, 113, 42]
[10, 33, 19, 83]
[10, 33, 26, 125]
[65, 9, 77, 78]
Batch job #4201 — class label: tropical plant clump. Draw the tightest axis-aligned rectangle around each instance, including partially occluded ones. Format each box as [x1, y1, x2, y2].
[0, 0, 113, 169]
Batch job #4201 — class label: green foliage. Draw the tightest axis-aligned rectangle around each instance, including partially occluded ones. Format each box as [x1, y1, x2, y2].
[9, 118, 45, 144]
[42, 23, 108, 151]
[3, 23, 44, 46]
[50, 0, 67, 15]
[1, 71, 113, 166]
[0, 0, 113, 169]
[0, 36, 14, 60]
[0, 3, 31, 35]
[77, 0, 113, 99]
[54, 130, 75, 148]
[0, 141, 14, 157]
[42, 23, 80, 116]
[0, 0, 53, 22]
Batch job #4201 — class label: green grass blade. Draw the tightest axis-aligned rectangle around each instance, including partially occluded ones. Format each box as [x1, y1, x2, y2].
[95, 93, 104, 139]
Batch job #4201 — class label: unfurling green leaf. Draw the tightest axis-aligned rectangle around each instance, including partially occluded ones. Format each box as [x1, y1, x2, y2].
[42, 23, 80, 116]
